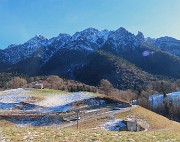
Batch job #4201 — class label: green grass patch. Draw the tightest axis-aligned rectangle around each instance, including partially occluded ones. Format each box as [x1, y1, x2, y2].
[27, 89, 68, 101]
[29, 89, 68, 96]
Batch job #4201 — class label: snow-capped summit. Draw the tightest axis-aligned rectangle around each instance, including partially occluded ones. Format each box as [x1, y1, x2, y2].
[82, 27, 99, 34]
[25, 35, 48, 47]
[2, 35, 49, 64]
[1, 27, 180, 66]
[48, 33, 71, 46]
[57, 33, 71, 41]
[107, 27, 140, 49]
[69, 28, 110, 50]
[71, 28, 99, 42]
[109, 27, 132, 40]
[34, 33, 72, 63]
[72, 27, 110, 43]
[145, 36, 180, 56]
[99, 29, 109, 40]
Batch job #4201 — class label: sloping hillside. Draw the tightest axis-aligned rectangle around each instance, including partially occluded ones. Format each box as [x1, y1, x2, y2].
[115, 106, 180, 131]
[0, 106, 179, 142]
[75, 50, 155, 90]
[69, 106, 180, 132]
[102, 42, 180, 78]
[40, 48, 91, 77]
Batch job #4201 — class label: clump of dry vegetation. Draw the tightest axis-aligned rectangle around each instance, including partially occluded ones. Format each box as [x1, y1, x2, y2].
[99, 79, 135, 103]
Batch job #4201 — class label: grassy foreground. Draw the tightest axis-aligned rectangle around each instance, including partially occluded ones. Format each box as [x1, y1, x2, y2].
[1, 127, 179, 142]
[115, 106, 180, 131]
[69, 106, 180, 132]
[0, 106, 180, 142]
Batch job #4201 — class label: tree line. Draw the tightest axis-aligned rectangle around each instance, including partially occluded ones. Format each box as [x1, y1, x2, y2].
[0, 73, 179, 121]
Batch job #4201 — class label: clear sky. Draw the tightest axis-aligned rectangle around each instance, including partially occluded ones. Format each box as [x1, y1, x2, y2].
[0, 0, 180, 49]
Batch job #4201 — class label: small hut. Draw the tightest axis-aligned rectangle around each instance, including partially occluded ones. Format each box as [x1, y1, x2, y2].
[126, 120, 141, 131]
[34, 83, 44, 89]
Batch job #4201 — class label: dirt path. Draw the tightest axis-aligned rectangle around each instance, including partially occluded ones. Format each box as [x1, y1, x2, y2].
[59, 105, 136, 128]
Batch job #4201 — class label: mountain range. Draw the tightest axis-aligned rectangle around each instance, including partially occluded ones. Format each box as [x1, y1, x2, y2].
[0, 27, 180, 90]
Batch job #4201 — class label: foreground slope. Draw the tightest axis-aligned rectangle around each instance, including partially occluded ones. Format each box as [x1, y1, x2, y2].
[69, 106, 180, 132]
[0, 106, 179, 142]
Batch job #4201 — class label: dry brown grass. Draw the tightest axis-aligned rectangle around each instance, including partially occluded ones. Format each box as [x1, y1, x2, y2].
[1, 106, 180, 142]
[115, 106, 180, 132]
[68, 116, 109, 130]
[68, 106, 180, 132]
[1, 126, 180, 142]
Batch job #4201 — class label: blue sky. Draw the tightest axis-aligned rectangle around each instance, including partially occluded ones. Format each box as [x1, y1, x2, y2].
[0, 0, 180, 49]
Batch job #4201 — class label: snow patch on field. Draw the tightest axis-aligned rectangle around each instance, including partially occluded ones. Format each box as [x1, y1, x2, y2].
[0, 89, 96, 112]
[0, 88, 29, 110]
[0, 88, 28, 103]
[0, 88, 96, 113]
[99, 119, 126, 131]
[36, 92, 95, 108]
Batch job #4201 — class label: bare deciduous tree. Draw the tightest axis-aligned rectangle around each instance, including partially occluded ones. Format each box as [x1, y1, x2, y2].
[7, 77, 27, 89]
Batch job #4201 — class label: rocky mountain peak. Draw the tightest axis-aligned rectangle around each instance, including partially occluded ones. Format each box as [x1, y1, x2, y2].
[57, 33, 71, 39]
[71, 28, 99, 41]
[82, 27, 99, 34]
[136, 31, 145, 41]
[114, 27, 129, 34]
[26, 35, 48, 45]
[1, 27, 180, 67]
[7, 44, 17, 49]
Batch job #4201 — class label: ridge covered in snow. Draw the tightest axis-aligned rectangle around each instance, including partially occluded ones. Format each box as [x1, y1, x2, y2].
[1, 27, 180, 65]
[145, 36, 180, 56]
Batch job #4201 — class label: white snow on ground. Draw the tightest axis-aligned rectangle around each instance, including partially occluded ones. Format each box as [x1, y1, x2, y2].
[0, 89, 96, 112]
[36, 92, 95, 107]
[0, 88, 29, 109]
[0, 88, 28, 103]
[0, 89, 97, 126]
[99, 119, 126, 131]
